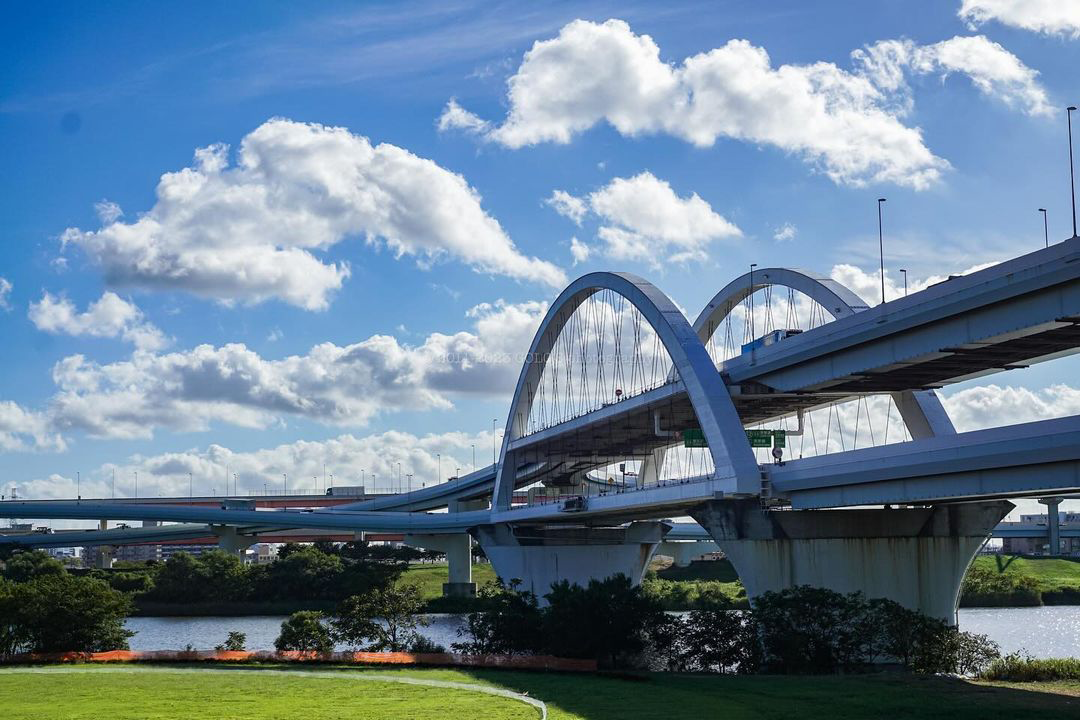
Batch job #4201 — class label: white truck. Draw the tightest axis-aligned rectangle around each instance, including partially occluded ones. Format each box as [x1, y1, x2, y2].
[326, 485, 366, 497]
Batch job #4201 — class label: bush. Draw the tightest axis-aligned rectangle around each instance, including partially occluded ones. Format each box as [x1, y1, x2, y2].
[407, 635, 446, 653]
[333, 584, 428, 652]
[0, 573, 132, 654]
[1, 550, 66, 583]
[960, 564, 1041, 607]
[981, 653, 1080, 682]
[215, 631, 247, 652]
[452, 580, 543, 656]
[274, 611, 334, 653]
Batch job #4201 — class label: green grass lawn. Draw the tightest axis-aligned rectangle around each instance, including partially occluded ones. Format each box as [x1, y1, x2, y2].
[2, 665, 1078, 720]
[970, 555, 1080, 594]
[401, 562, 496, 600]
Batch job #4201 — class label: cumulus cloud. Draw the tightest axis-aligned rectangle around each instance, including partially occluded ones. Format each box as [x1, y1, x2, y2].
[569, 236, 591, 265]
[830, 260, 1000, 305]
[853, 35, 1052, 117]
[442, 19, 951, 189]
[773, 223, 797, 242]
[62, 118, 565, 311]
[944, 383, 1080, 431]
[42, 299, 546, 441]
[959, 0, 1080, 38]
[0, 401, 66, 453]
[437, 98, 491, 135]
[549, 172, 741, 266]
[545, 190, 588, 225]
[0, 277, 11, 310]
[16, 428, 498, 503]
[93, 200, 123, 223]
[29, 291, 168, 350]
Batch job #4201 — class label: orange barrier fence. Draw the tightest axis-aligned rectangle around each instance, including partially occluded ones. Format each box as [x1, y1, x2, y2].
[0, 649, 596, 672]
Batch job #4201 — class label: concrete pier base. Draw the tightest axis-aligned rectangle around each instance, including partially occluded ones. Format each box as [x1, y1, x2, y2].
[692, 500, 1012, 622]
[656, 540, 721, 567]
[213, 525, 256, 557]
[404, 532, 476, 598]
[475, 521, 667, 601]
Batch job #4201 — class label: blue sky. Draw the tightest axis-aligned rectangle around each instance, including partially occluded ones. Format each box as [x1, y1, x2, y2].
[2, 1, 1080, 514]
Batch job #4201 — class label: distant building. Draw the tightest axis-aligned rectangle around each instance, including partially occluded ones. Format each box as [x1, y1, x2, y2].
[1000, 511, 1080, 556]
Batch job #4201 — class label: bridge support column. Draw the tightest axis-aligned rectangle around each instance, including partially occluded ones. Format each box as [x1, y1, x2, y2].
[691, 500, 1012, 623]
[1039, 498, 1063, 555]
[475, 521, 666, 601]
[213, 525, 256, 558]
[91, 519, 114, 569]
[404, 533, 476, 598]
[657, 540, 720, 567]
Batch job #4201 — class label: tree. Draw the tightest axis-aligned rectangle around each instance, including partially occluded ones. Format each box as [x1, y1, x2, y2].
[7, 573, 132, 653]
[274, 611, 334, 653]
[452, 580, 543, 656]
[333, 584, 427, 652]
[543, 574, 666, 668]
[1, 550, 65, 583]
[216, 631, 247, 651]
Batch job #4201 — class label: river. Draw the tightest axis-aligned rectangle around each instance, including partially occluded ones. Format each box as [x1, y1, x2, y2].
[125, 607, 1080, 658]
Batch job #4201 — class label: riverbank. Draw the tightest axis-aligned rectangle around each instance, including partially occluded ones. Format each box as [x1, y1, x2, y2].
[2, 664, 1077, 719]
[961, 555, 1080, 607]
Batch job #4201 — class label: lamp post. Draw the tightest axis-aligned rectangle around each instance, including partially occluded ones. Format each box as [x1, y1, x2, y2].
[877, 198, 887, 305]
[899, 268, 908, 297]
[492, 419, 498, 465]
[437, 453, 442, 485]
[749, 263, 757, 338]
[189, 472, 193, 497]
[1040, 208, 1049, 248]
[283, 473, 287, 495]
[1068, 106, 1077, 238]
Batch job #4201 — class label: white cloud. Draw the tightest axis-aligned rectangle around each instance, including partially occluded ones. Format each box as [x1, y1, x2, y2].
[63, 118, 565, 311]
[0, 401, 65, 453]
[93, 200, 123, 223]
[830, 260, 1000, 305]
[267, 327, 283, 342]
[0, 277, 11, 311]
[16, 428, 499, 504]
[29, 291, 168, 350]
[545, 190, 588, 225]
[570, 236, 591, 265]
[437, 98, 491, 135]
[853, 36, 1052, 117]
[449, 19, 951, 189]
[944, 383, 1080, 431]
[959, 0, 1080, 39]
[549, 172, 741, 266]
[42, 299, 546, 441]
[773, 223, 797, 242]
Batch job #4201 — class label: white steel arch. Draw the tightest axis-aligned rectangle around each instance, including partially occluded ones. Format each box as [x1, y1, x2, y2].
[491, 272, 760, 511]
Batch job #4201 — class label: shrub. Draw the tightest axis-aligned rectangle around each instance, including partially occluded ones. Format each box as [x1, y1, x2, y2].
[0, 573, 132, 654]
[274, 611, 334, 653]
[960, 564, 1041, 607]
[333, 584, 428, 652]
[216, 631, 247, 652]
[452, 580, 543, 656]
[981, 653, 1080, 682]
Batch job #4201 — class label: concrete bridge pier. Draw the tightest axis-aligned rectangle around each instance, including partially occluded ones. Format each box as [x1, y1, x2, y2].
[474, 521, 667, 601]
[404, 533, 476, 598]
[1039, 497, 1063, 555]
[213, 525, 256, 557]
[657, 540, 720, 567]
[691, 500, 1013, 623]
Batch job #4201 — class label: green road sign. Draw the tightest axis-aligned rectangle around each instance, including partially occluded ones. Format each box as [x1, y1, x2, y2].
[773, 430, 786, 448]
[746, 429, 773, 448]
[683, 428, 708, 448]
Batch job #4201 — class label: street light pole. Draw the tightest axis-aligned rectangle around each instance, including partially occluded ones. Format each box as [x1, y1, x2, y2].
[1068, 106, 1077, 238]
[877, 198, 887, 305]
[749, 263, 757, 338]
[492, 419, 498, 465]
[1040, 208, 1049, 248]
[899, 269, 908, 297]
[437, 453, 442, 485]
